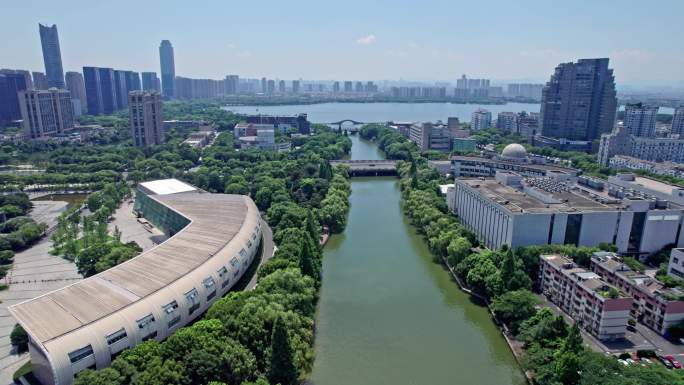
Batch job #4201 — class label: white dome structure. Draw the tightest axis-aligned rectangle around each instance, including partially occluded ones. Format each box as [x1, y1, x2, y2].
[501, 143, 528, 160]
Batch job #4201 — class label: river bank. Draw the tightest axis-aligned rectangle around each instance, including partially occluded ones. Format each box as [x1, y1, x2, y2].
[310, 136, 524, 385]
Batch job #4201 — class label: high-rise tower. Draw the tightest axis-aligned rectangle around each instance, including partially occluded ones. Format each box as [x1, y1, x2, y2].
[39, 24, 65, 88]
[159, 40, 175, 98]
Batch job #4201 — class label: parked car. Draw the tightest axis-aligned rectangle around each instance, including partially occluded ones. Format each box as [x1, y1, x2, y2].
[658, 356, 674, 369]
[665, 355, 682, 369]
[618, 359, 629, 367]
[640, 357, 652, 364]
[625, 358, 636, 366]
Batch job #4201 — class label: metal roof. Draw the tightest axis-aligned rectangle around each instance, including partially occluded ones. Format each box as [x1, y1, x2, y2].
[9, 191, 250, 344]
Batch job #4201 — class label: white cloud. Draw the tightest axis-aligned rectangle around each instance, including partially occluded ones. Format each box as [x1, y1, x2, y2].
[356, 34, 377, 45]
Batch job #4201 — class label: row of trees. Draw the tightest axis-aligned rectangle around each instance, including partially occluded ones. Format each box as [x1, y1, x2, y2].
[75, 125, 353, 384]
[51, 182, 140, 277]
[359, 123, 684, 384]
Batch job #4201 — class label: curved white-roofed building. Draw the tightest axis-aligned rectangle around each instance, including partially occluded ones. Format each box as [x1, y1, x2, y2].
[9, 180, 263, 385]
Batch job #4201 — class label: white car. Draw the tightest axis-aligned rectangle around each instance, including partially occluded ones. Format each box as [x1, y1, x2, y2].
[618, 359, 629, 366]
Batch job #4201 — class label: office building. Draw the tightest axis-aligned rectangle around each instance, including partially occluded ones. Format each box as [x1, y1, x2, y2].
[409, 122, 453, 152]
[540, 58, 617, 141]
[129, 91, 164, 147]
[141, 72, 161, 92]
[83, 67, 117, 115]
[159, 40, 176, 98]
[10, 179, 262, 385]
[592, 252, 684, 336]
[471, 108, 491, 130]
[539, 254, 631, 341]
[624, 103, 658, 138]
[0, 72, 29, 123]
[598, 124, 684, 165]
[19, 88, 74, 139]
[65, 72, 87, 115]
[496, 112, 518, 132]
[244, 113, 310, 135]
[450, 149, 684, 254]
[672, 105, 684, 137]
[32, 71, 49, 90]
[452, 137, 477, 153]
[38, 24, 65, 88]
[257, 127, 276, 150]
[450, 144, 576, 178]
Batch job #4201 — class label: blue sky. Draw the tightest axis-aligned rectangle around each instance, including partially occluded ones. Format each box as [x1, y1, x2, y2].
[2, 0, 683, 86]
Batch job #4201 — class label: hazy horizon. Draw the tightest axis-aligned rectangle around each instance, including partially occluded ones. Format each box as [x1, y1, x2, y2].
[2, 0, 683, 88]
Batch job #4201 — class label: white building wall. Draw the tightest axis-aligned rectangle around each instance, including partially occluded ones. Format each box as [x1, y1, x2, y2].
[578, 212, 618, 247]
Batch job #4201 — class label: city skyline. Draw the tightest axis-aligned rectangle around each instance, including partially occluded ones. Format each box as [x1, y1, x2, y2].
[2, 0, 683, 88]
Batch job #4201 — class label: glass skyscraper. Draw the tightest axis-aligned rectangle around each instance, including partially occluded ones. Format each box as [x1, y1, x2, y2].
[159, 40, 175, 98]
[540, 58, 617, 142]
[39, 24, 65, 89]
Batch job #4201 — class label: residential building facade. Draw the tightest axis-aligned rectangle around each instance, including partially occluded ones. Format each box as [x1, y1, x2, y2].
[129, 91, 164, 147]
[672, 105, 684, 137]
[539, 254, 631, 341]
[471, 108, 491, 130]
[592, 252, 684, 336]
[0, 71, 29, 123]
[598, 124, 684, 165]
[141, 72, 161, 92]
[624, 103, 658, 138]
[65, 72, 87, 115]
[32, 71, 49, 90]
[496, 112, 518, 132]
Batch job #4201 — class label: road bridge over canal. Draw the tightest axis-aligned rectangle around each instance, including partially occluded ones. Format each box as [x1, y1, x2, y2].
[330, 160, 398, 176]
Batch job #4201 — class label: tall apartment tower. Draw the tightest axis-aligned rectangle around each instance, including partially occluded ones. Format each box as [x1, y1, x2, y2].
[129, 91, 164, 147]
[83, 66, 117, 115]
[65, 72, 87, 116]
[0, 71, 29, 123]
[141, 72, 161, 92]
[672, 105, 684, 137]
[292, 80, 300, 94]
[471, 108, 492, 130]
[225, 75, 239, 95]
[19, 88, 74, 139]
[32, 72, 49, 90]
[540, 58, 617, 142]
[624, 103, 658, 138]
[159, 40, 175, 98]
[278, 80, 286, 93]
[38, 24, 65, 89]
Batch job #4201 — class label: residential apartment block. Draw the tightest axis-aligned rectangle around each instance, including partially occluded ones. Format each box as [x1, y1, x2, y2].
[598, 124, 684, 165]
[129, 91, 164, 147]
[409, 122, 453, 152]
[591, 252, 684, 336]
[539, 254, 631, 341]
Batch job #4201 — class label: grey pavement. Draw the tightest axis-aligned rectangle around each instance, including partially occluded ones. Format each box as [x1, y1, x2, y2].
[108, 199, 167, 250]
[0, 201, 78, 385]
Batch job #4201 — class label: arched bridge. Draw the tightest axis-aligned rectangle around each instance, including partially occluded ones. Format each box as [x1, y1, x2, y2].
[329, 119, 365, 132]
[330, 160, 398, 176]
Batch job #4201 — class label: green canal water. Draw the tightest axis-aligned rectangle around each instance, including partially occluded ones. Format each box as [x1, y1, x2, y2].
[309, 135, 524, 385]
